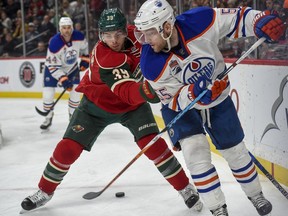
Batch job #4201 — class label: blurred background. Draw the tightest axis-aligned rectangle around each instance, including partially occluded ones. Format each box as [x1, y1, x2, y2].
[0, 0, 287, 59]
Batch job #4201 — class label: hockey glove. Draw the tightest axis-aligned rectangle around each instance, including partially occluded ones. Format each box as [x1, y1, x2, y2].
[139, 80, 160, 103]
[210, 79, 228, 100]
[253, 10, 285, 42]
[188, 77, 227, 105]
[79, 55, 90, 71]
[59, 76, 73, 91]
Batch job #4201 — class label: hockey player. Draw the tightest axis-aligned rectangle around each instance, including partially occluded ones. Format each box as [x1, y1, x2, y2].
[134, 0, 286, 215]
[20, 8, 203, 213]
[40, 16, 89, 130]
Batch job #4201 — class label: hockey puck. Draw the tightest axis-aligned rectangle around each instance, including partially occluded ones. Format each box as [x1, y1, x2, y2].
[115, 192, 125, 198]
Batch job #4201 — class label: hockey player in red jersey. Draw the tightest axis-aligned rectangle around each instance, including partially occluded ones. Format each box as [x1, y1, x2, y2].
[134, 0, 286, 215]
[20, 8, 203, 213]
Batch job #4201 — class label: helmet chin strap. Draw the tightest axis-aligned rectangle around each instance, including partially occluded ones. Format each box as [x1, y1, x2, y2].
[161, 25, 174, 53]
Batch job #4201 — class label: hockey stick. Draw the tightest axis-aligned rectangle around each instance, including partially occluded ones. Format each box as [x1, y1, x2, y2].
[35, 89, 67, 116]
[249, 152, 288, 200]
[82, 37, 266, 200]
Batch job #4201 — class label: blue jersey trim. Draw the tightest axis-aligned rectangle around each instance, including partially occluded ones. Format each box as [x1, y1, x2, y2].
[140, 44, 170, 81]
[175, 7, 214, 41]
[49, 30, 85, 53]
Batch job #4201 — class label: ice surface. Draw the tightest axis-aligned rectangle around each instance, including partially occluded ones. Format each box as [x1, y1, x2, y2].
[0, 98, 287, 216]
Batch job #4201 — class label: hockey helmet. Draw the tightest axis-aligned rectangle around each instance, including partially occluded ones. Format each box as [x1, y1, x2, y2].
[134, 0, 175, 33]
[59, 17, 73, 36]
[59, 17, 73, 29]
[98, 8, 127, 34]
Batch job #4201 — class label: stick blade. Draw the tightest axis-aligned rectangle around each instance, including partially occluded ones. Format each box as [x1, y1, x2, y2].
[82, 191, 102, 200]
[35, 106, 49, 116]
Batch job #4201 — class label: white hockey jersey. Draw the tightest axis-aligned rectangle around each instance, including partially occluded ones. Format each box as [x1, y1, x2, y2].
[45, 30, 88, 80]
[140, 6, 260, 111]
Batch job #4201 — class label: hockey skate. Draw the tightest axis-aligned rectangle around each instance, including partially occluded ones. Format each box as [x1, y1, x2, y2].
[20, 189, 53, 213]
[210, 204, 229, 216]
[248, 192, 272, 216]
[179, 183, 203, 211]
[40, 111, 54, 130]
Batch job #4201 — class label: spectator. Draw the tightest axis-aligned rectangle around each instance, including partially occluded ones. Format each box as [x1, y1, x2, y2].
[74, 22, 84, 34]
[31, 41, 47, 56]
[48, 9, 58, 29]
[89, 0, 106, 20]
[4, 0, 20, 20]
[39, 15, 56, 42]
[71, 0, 85, 27]
[2, 32, 19, 57]
[61, 0, 74, 17]
[1, 11, 12, 30]
[0, 35, 4, 56]
[12, 17, 26, 40]
[25, 22, 39, 53]
[28, 0, 46, 19]
[273, 1, 282, 13]
[265, 0, 274, 10]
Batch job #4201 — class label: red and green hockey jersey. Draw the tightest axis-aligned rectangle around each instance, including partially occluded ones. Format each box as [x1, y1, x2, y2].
[76, 25, 146, 113]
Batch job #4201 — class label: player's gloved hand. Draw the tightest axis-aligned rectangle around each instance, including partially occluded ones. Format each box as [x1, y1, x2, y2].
[79, 55, 89, 71]
[188, 77, 227, 105]
[210, 79, 228, 100]
[139, 80, 160, 103]
[59, 76, 73, 91]
[253, 10, 285, 42]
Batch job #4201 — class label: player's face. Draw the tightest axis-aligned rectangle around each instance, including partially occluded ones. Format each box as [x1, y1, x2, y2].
[137, 28, 166, 53]
[60, 25, 73, 41]
[102, 30, 127, 52]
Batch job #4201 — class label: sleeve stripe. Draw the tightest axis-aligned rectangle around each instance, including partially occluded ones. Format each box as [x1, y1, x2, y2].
[234, 7, 247, 39]
[241, 8, 252, 37]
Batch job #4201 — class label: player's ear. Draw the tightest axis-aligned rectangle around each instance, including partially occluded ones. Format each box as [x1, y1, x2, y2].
[163, 22, 172, 35]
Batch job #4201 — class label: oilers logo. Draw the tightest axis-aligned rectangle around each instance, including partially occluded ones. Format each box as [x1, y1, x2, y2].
[182, 57, 215, 84]
[64, 49, 78, 65]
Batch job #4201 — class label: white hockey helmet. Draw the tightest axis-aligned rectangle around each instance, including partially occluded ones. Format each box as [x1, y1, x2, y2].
[59, 17, 73, 30]
[134, 0, 175, 33]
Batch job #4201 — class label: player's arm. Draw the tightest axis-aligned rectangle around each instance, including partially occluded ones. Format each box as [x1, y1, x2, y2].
[215, 7, 285, 42]
[99, 63, 159, 105]
[214, 7, 259, 39]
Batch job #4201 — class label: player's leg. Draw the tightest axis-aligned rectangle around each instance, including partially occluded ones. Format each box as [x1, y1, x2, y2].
[21, 97, 107, 212]
[180, 135, 227, 215]
[161, 105, 227, 215]
[41, 67, 57, 130]
[123, 103, 202, 211]
[206, 96, 272, 216]
[21, 138, 84, 212]
[68, 86, 81, 119]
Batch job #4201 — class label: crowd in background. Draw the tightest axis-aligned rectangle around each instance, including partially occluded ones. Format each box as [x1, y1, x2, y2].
[0, 0, 287, 59]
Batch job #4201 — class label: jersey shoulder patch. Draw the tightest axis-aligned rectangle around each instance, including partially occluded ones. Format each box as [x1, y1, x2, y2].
[95, 42, 127, 69]
[49, 33, 65, 53]
[140, 44, 170, 81]
[176, 7, 215, 40]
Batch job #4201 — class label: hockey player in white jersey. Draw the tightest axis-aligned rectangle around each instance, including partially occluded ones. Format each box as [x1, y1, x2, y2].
[134, 0, 286, 215]
[41, 17, 89, 130]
